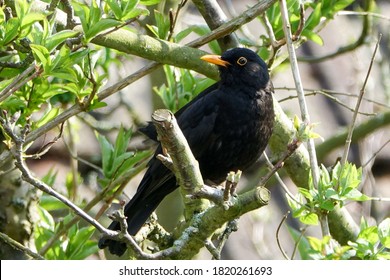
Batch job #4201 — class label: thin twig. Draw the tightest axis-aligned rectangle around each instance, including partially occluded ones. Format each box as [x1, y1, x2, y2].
[276, 211, 290, 260]
[0, 63, 40, 102]
[167, 0, 188, 41]
[278, 90, 378, 116]
[276, 86, 390, 109]
[27, 122, 65, 159]
[97, 17, 140, 38]
[279, 0, 320, 188]
[337, 10, 390, 21]
[214, 220, 238, 259]
[340, 34, 382, 166]
[291, 226, 308, 260]
[263, 152, 301, 206]
[260, 138, 301, 186]
[0, 232, 45, 260]
[362, 139, 390, 168]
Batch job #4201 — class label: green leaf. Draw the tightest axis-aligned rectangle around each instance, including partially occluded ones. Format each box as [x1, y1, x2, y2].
[41, 168, 58, 186]
[300, 212, 318, 225]
[110, 152, 135, 176]
[332, 0, 355, 13]
[2, 18, 20, 46]
[358, 226, 379, 244]
[307, 236, 322, 251]
[378, 218, 390, 248]
[324, 188, 338, 199]
[302, 29, 323, 45]
[85, 18, 120, 41]
[154, 10, 170, 40]
[320, 200, 335, 211]
[305, 2, 322, 30]
[15, 0, 29, 18]
[298, 187, 314, 201]
[344, 189, 371, 201]
[115, 151, 150, 177]
[67, 226, 97, 260]
[39, 195, 66, 211]
[35, 107, 60, 128]
[21, 13, 46, 29]
[106, 0, 122, 19]
[89, 101, 107, 110]
[175, 26, 195, 43]
[123, 7, 149, 21]
[30, 44, 51, 69]
[114, 127, 132, 157]
[293, 115, 300, 131]
[96, 133, 114, 177]
[36, 205, 55, 231]
[51, 69, 80, 83]
[140, 0, 160, 5]
[46, 30, 79, 52]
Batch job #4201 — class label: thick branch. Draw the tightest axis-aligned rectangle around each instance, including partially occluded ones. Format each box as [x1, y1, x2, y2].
[316, 110, 390, 161]
[192, 0, 239, 50]
[269, 101, 359, 243]
[151, 109, 209, 219]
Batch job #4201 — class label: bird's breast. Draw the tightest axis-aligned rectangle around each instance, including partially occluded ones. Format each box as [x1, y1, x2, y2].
[199, 89, 274, 182]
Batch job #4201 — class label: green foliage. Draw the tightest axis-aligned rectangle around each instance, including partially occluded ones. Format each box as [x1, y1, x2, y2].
[35, 206, 99, 260]
[33, 164, 99, 260]
[287, 161, 370, 226]
[0, 0, 114, 128]
[259, 0, 355, 60]
[104, 0, 150, 21]
[293, 218, 390, 260]
[96, 126, 151, 187]
[147, 10, 171, 40]
[73, 0, 120, 42]
[153, 65, 214, 112]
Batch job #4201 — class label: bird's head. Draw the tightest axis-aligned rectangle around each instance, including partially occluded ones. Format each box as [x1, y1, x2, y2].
[201, 47, 270, 89]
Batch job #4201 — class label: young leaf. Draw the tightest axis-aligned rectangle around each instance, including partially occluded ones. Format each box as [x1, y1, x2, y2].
[300, 212, 318, 225]
[46, 30, 79, 52]
[378, 218, 390, 248]
[86, 18, 120, 41]
[96, 133, 114, 177]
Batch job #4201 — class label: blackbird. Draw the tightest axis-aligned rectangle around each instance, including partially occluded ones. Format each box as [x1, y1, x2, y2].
[98, 47, 275, 256]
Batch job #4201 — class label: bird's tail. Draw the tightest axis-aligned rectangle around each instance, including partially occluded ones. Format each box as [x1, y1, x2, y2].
[97, 197, 162, 256]
[98, 165, 176, 256]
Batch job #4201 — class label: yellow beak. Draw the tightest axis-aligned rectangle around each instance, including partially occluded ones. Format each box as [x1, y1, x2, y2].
[201, 54, 230, 67]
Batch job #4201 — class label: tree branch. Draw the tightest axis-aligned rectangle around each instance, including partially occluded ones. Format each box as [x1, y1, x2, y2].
[192, 0, 239, 50]
[0, 232, 44, 260]
[151, 109, 209, 220]
[269, 102, 360, 243]
[316, 110, 390, 161]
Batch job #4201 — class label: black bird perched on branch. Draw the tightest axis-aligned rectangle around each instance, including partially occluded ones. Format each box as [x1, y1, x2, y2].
[98, 47, 275, 256]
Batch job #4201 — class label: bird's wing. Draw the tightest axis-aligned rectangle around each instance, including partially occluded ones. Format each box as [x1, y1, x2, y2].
[139, 82, 220, 141]
[175, 87, 221, 158]
[134, 85, 222, 198]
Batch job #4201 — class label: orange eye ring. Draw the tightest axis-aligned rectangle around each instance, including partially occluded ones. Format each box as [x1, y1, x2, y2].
[237, 57, 247, 66]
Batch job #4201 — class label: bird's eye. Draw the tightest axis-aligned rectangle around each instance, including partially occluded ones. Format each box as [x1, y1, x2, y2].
[237, 57, 247, 66]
